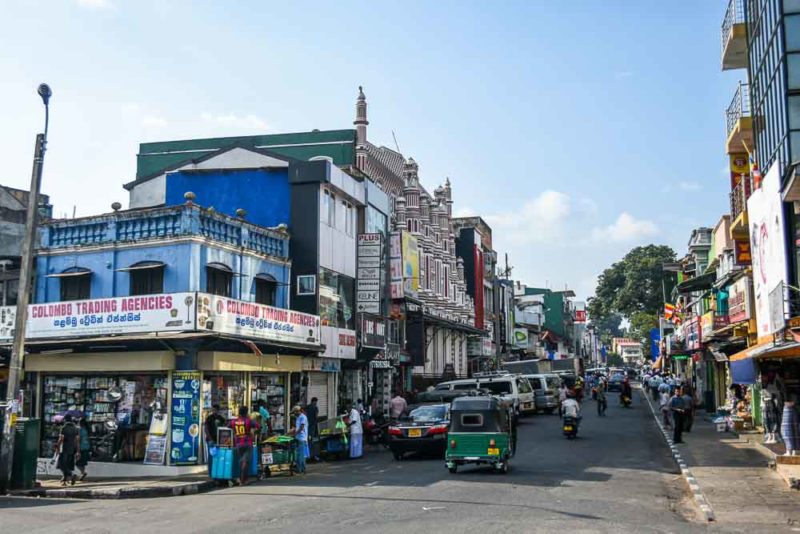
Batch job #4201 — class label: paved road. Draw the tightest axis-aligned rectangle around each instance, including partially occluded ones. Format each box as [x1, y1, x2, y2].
[2, 393, 700, 533]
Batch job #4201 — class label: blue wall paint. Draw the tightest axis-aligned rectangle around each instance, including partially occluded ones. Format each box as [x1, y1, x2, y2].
[35, 241, 289, 307]
[165, 169, 290, 228]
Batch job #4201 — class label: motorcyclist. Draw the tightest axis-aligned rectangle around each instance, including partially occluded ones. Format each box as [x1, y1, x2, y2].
[561, 393, 581, 426]
[620, 378, 633, 405]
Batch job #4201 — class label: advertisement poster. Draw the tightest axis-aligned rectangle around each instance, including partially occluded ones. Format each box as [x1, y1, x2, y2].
[0, 293, 196, 341]
[401, 231, 420, 298]
[512, 328, 529, 349]
[747, 165, 789, 337]
[729, 153, 749, 188]
[361, 314, 386, 349]
[728, 277, 752, 323]
[357, 233, 383, 314]
[170, 371, 201, 465]
[389, 232, 404, 299]
[197, 293, 320, 346]
[143, 436, 167, 466]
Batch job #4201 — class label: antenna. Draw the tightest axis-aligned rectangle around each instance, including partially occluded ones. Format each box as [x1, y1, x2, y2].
[392, 130, 401, 153]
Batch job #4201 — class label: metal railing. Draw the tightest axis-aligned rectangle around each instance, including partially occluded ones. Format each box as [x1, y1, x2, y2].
[730, 173, 753, 219]
[726, 82, 751, 138]
[721, 0, 745, 55]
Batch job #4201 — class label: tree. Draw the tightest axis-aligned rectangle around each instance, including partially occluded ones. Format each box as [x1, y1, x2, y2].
[627, 311, 659, 359]
[606, 353, 624, 367]
[589, 245, 677, 320]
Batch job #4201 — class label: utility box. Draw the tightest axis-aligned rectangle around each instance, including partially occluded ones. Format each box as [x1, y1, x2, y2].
[11, 418, 40, 490]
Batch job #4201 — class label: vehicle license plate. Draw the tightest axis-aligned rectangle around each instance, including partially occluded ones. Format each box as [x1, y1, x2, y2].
[564, 426, 573, 431]
[408, 428, 422, 438]
[487, 448, 500, 455]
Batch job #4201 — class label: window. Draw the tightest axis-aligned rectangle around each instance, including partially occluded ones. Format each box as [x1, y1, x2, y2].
[128, 262, 164, 296]
[60, 269, 91, 301]
[3, 279, 18, 306]
[460, 414, 483, 426]
[517, 378, 532, 394]
[324, 189, 336, 227]
[297, 275, 316, 296]
[254, 274, 277, 306]
[318, 268, 355, 329]
[206, 263, 232, 297]
[342, 200, 354, 236]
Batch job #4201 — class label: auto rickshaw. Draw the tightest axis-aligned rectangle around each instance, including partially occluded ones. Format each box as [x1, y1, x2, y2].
[445, 395, 515, 474]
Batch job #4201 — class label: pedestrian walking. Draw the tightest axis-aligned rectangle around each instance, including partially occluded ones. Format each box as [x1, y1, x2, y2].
[348, 402, 363, 458]
[681, 387, 695, 433]
[290, 405, 308, 473]
[669, 387, 687, 444]
[306, 397, 320, 461]
[390, 392, 407, 420]
[76, 418, 91, 481]
[659, 389, 672, 429]
[232, 405, 257, 486]
[56, 414, 80, 486]
[596, 379, 607, 417]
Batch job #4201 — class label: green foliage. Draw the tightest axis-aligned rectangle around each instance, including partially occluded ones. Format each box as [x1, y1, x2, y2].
[589, 245, 677, 320]
[627, 311, 659, 358]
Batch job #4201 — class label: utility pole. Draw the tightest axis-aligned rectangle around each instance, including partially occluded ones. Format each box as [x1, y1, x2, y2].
[1, 84, 51, 493]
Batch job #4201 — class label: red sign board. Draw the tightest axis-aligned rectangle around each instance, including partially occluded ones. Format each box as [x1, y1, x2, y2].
[575, 310, 587, 323]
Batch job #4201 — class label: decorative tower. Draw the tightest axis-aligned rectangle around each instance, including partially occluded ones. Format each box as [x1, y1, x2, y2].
[354, 86, 369, 171]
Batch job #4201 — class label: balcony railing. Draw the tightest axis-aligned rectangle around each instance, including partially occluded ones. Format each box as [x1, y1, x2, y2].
[43, 204, 288, 259]
[730, 173, 753, 219]
[721, 0, 745, 56]
[726, 82, 751, 138]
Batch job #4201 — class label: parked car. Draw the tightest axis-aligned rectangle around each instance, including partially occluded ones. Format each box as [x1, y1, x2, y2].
[389, 403, 450, 460]
[523, 373, 562, 414]
[435, 373, 536, 418]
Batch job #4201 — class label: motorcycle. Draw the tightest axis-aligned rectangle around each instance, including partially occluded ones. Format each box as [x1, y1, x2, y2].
[621, 395, 632, 408]
[562, 416, 578, 439]
[364, 415, 391, 448]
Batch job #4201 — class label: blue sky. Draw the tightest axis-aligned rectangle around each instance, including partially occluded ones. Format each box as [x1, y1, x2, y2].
[0, 0, 740, 299]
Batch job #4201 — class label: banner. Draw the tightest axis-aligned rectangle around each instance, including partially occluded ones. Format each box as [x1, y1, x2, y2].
[401, 231, 419, 299]
[170, 371, 201, 465]
[197, 293, 320, 346]
[512, 328, 529, 350]
[360, 314, 386, 349]
[728, 277, 752, 323]
[747, 165, 788, 337]
[389, 232, 404, 299]
[0, 293, 196, 341]
[734, 240, 752, 266]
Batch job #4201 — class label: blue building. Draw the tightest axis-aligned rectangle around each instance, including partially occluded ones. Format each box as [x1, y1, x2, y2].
[18, 189, 328, 474]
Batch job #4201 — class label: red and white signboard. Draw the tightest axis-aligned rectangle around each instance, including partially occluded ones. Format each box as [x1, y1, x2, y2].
[197, 293, 320, 346]
[0, 293, 197, 340]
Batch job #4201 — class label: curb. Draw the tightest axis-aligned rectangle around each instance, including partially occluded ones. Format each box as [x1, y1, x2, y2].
[11, 479, 216, 500]
[641, 387, 715, 522]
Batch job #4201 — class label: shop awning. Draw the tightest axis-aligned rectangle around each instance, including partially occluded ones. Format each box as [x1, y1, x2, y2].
[755, 341, 800, 360]
[729, 339, 775, 362]
[676, 273, 716, 294]
[45, 269, 91, 278]
[115, 261, 165, 272]
[731, 357, 758, 384]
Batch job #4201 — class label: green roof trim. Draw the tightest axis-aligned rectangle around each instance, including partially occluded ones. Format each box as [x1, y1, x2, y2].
[135, 129, 356, 180]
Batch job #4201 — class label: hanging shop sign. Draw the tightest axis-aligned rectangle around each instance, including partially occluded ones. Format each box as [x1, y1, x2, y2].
[357, 233, 383, 314]
[734, 240, 752, 266]
[700, 311, 714, 339]
[401, 231, 419, 299]
[170, 371, 201, 465]
[728, 277, 752, 323]
[574, 310, 587, 323]
[729, 153, 749, 188]
[683, 317, 701, 351]
[512, 328, 529, 350]
[747, 165, 789, 337]
[360, 314, 386, 349]
[389, 232, 404, 299]
[0, 293, 196, 341]
[369, 352, 394, 369]
[197, 293, 320, 346]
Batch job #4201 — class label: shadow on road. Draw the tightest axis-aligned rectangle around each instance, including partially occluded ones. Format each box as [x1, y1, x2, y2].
[0, 496, 83, 509]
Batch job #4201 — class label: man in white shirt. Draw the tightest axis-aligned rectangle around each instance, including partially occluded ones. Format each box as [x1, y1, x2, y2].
[390, 394, 407, 420]
[348, 402, 363, 459]
[562, 396, 581, 420]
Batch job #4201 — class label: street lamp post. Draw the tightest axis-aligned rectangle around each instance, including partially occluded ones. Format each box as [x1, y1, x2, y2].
[1, 84, 51, 493]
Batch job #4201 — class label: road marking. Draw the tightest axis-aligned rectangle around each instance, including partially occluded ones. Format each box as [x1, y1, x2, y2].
[422, 506, 446, 511]
[640, 385, 716, 522]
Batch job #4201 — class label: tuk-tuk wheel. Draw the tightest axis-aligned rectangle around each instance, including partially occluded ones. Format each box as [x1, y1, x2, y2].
[448, 465, 457, 473]
[496, 461, 508, 474]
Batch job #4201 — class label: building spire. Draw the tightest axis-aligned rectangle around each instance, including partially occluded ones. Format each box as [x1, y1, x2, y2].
[354, 85, 368, 145]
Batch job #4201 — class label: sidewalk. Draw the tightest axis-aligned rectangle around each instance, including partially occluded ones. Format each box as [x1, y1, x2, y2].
[10, 475, 215, 499]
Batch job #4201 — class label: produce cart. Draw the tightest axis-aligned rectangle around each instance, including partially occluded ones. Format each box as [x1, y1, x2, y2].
[211, 427, 258, 486]
[260, 435, 295, 477]
[318, 415, 348, 460]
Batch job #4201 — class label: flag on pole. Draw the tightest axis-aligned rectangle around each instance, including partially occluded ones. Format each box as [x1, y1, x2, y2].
[664, 303, 675, 321]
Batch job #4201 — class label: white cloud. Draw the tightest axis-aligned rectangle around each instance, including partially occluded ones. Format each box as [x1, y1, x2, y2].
[200, 112, 269, 131]
[484, 190, 573, 244]
[141, 115, 167, 128]
[454, 206, 476, 218]
[592, 212, 658, 242]
[678, 181, 701, 191]
[76, 0, 111, 9]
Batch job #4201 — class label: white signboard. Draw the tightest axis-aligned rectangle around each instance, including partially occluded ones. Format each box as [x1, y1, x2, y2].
[0, 293, 197, 340]
[197, 293, 320, 346]
[747, 165, 789, 337]
[357, 233, 382, 314]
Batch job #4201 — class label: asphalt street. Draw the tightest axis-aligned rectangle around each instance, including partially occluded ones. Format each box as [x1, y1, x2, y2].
[2, 393, 702, 533]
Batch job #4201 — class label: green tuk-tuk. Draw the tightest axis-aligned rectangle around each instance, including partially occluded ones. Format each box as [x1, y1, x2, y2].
[445, 396, 516, 474]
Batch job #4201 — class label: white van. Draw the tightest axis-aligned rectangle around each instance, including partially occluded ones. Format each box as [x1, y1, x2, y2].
[434, 373, 536, 417]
